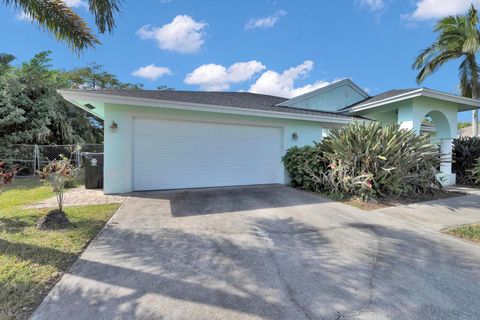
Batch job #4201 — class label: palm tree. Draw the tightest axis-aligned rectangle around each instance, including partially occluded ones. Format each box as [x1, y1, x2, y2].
[0, 53, 16, 74]
[413, 4, 480, 136]
[2, 0, 121, 53]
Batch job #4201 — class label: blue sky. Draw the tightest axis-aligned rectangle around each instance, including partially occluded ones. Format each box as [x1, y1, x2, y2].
[1, 0, 478, 121]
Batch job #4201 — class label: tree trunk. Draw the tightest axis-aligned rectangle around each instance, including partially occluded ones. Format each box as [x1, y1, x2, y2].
[470, 55, 479, 137]
[473, 110, 479, 137]
[473, 88, 479, 137]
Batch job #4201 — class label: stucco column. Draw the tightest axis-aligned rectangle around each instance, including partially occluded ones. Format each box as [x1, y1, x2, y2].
[440, 138, 452, 174]
[436, 138, 456, 186]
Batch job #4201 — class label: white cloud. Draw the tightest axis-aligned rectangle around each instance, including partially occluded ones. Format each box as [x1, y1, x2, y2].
[137, 15, 207, 54]
[405, 0, 480, 20]
[132, 64, 172, 81]
[245, 10, 287, 30]
[355, 0, 385, 11]
[248, 60, 334, 98]
[16, 11, 31, 21]
[63, 0, 88, 8]
[185, 61, 266, 91]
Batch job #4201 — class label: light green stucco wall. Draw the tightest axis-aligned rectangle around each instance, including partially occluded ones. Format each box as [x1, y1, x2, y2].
[288, 85, 365, 112]
[358, 97, 458, 139]
[103, 104, 332, 194]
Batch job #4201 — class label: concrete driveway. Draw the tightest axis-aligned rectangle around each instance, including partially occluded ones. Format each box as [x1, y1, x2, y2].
[32, 185, 480, 320]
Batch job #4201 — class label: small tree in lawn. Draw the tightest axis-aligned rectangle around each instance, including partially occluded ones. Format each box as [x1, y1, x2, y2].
[37, 156, 79, 229]
[0, 162, 18, 197]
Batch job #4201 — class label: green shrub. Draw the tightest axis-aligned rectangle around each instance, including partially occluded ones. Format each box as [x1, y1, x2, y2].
[453, 137, 480, 185]
[282, 146, 327, 191]
[284, 122, 442, 199]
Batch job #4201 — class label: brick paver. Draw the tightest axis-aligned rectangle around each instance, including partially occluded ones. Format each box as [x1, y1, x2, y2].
[26, 187, 127, 209]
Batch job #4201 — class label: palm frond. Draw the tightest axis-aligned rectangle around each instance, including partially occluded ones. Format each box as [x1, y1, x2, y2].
[2, 0, 100, 52]
[87, 0, 122, 34]
[415, 50, 462, 84]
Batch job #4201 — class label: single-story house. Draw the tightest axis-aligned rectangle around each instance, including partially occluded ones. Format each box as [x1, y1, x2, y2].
[59, 79, 480, 194]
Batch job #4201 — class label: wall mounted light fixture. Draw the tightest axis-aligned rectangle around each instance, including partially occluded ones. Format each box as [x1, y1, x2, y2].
[292, 131, 299, 141]
[109, 121, 118, 132]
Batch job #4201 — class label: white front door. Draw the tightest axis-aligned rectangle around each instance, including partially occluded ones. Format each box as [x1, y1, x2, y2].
[133, 118, 283, 191]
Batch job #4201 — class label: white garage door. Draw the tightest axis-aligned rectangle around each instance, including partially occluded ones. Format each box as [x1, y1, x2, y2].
[133, 118, 283, 191]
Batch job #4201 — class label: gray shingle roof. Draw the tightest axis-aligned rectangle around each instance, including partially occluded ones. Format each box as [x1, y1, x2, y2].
[64, 89, 359, 119]
[340, 89, 418, 112]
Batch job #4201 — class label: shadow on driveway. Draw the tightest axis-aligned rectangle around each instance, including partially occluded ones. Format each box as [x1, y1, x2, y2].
[32, 202, 480, 319]
[128, 184, 332, 217]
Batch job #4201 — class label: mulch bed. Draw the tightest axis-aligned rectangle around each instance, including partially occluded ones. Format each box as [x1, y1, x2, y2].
[339, 190, 467, 211]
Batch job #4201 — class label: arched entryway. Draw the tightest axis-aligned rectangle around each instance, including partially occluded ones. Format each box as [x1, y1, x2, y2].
[423, 110, 455, 183]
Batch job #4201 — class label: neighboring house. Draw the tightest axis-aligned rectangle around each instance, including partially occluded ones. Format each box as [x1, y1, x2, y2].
[59, 79, 480, 194]
[458, 125, 479, 137]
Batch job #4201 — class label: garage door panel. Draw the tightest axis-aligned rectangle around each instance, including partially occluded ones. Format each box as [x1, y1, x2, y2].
[133, 118, 283, 190]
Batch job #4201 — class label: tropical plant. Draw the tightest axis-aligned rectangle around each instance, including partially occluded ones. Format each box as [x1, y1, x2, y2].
[412, 4, 480, 136]
[0, 161, 18, 196]
[452, 136, 480, 184]
[37, 154, 79, 229]
[284, 122, 442, 199]
[2, 0, 121, 52]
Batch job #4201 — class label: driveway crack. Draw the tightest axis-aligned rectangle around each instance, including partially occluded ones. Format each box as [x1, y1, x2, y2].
[253, 226, 316, 320]
[335, 237, 380, 320]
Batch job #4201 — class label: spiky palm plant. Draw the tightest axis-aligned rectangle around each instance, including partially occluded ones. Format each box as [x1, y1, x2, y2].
[2, 0, 121, 52]
[453, 136, 480, 184]
[290, 122, 442, 199]
[413, 4, 480, 136]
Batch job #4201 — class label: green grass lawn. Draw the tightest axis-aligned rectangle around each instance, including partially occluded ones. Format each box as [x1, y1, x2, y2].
[0, 177, 120, 320]
[448, 224, 480, 243]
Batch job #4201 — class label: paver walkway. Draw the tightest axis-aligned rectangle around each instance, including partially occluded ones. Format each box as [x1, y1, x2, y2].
[26, 186, 127, 209]
[374, 188, 480, 230]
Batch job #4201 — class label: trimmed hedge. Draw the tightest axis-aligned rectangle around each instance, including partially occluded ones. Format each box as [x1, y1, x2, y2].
[283, 122, 442, 199]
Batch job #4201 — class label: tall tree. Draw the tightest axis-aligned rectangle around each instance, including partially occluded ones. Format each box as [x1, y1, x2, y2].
[65, 63, 143, 90]
[413, 4, 480, 136]
[0, 51, 146, 146]
[2, 0, 121, 52]
[0, 53, 16, 75]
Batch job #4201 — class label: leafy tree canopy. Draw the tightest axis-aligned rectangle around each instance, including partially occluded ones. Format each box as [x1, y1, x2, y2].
[0, 51, 144, 146]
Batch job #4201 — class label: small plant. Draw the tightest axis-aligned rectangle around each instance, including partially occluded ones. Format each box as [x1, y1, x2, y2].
[37, 156, 79, 229]
[0, 162, 18, 196]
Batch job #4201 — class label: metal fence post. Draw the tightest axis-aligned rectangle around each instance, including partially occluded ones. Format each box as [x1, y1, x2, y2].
[33, 145, 37, 175]
[76, 146, 81, 167]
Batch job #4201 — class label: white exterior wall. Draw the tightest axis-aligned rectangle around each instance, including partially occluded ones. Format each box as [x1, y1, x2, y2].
[104, 104, 332, 194]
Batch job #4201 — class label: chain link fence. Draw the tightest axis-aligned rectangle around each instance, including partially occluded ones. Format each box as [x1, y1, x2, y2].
[0, 144, 103, 175]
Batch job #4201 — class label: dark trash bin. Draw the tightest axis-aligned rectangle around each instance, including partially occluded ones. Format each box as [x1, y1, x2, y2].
[82, 152, 104, 189]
